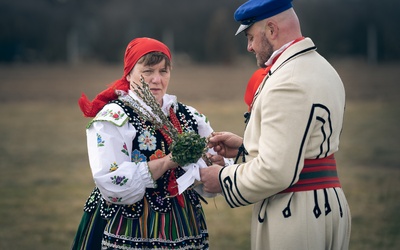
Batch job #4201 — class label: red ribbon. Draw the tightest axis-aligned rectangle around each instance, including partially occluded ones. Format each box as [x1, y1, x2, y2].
[167, 170, 184, 207]
[164, 107, 185, 207]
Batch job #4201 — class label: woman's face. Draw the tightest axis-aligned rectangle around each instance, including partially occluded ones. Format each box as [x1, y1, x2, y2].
[127, 59, 171, 106]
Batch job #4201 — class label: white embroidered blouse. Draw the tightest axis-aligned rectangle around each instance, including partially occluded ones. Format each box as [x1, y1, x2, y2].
[86, 90, 218, 205]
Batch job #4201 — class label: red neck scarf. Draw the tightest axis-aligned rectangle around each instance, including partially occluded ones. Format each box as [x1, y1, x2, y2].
[244, 37, 304, 111]
[78, 37, 171, 117]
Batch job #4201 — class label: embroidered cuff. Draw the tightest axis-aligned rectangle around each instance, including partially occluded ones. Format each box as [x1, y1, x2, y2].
[140, 163, 156, 188]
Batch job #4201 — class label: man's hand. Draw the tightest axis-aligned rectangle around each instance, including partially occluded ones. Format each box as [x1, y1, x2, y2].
[200, 164, 223, 193]
[205, 152, 225, 166]
[208, 132, 243, 158]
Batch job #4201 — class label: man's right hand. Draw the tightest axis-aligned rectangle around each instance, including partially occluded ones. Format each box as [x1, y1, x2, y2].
[207, 131, 243, 158]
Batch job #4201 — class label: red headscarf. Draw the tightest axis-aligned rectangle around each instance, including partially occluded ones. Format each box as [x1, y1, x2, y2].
[78, 37, 172, 117]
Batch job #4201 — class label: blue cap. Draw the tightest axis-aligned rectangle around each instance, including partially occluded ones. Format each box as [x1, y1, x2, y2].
[234, 0, 293, 35]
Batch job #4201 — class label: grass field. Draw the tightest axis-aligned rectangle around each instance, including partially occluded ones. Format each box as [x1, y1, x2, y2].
[0, 59, 399, 249]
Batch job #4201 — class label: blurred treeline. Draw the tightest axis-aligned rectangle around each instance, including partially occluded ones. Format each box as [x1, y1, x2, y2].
[1, 0, 399, 64]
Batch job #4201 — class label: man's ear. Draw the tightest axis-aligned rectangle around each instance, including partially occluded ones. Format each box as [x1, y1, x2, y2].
[267, 22, 274, 35]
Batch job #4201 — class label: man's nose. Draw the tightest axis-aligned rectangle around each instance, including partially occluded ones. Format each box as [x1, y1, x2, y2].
[247, 42, 253, 53]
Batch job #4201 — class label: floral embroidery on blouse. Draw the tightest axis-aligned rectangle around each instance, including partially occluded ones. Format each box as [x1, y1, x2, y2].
[108, 196, 122, 203]
[98, 108, 126, 121]
[109, 162, 118, 172]
[194, 111, 209, 123]
[111, 175, 128, 186]
[149, 149, 165, 161]
[121, 142, 129, 156]
[97, 133, 105, 147]
[138, 130, 156, 151]
[131, 149, 146, 163]
[109, 110, 125, 120]
[98, 109, 109, 117]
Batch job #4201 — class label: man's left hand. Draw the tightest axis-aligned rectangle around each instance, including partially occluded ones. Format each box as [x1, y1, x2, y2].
[200, 165, 223, 193]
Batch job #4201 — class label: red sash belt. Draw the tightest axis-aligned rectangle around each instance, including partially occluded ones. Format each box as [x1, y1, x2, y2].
[280, 155, 341, 193]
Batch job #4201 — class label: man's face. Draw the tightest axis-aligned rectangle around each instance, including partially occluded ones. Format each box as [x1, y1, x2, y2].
[245, 22, 274, 68]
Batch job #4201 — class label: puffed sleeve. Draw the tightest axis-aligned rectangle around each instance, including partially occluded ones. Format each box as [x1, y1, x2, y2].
[186, 105, 213, 138]
[86, 103, 156, 205]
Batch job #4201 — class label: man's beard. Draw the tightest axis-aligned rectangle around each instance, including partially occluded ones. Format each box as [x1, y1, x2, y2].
[256, 34, 274, 68]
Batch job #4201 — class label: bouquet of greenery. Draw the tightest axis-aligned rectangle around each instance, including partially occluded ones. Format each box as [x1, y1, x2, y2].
[170, 132, 208, 166]
[120, 76, 210, 167]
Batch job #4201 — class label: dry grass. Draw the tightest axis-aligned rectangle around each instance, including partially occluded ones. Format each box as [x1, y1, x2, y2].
[0, 60, 399, 249]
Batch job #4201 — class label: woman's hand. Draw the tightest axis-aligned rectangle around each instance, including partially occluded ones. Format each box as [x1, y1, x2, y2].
[208, 132, 243, 158]
[147, 153, 178, 180]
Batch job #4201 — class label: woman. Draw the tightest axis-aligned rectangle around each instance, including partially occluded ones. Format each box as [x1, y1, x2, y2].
[72, 37, 228, 250]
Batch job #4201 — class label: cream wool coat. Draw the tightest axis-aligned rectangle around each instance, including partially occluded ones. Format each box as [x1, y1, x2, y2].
[219, 38, 351, 249]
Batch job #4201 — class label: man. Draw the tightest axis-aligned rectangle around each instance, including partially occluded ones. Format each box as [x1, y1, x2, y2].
[200, 0, 351, 249]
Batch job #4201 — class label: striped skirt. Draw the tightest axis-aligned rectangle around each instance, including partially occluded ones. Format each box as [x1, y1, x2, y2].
[72, 189, 209, 250]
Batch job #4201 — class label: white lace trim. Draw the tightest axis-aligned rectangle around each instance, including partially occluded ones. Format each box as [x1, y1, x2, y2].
[102, 230, 209, 250]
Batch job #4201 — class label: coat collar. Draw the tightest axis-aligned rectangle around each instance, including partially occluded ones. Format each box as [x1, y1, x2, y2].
[269, 37, 317, 75]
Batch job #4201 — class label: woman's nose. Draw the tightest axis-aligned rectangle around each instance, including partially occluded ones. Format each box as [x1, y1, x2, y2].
[149, 73, 162, 84]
